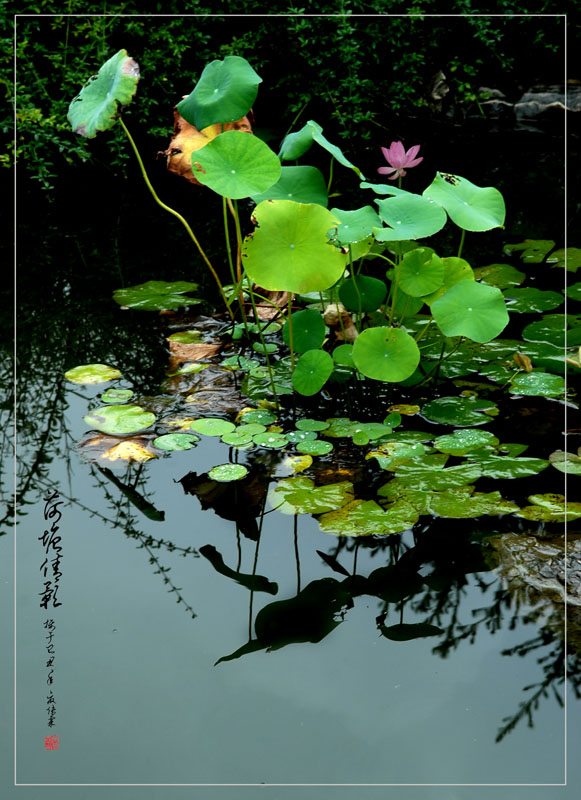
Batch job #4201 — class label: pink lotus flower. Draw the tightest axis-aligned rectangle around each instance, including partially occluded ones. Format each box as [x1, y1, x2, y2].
[378, 141, 423, 180]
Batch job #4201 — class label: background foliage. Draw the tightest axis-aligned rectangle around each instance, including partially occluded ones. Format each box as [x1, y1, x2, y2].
[7, 0, 566, 190]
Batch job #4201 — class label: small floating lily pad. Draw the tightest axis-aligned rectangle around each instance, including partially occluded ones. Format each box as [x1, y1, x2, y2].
[190, 418, 236, 436]
[84, 405, 155, 435]
[508, 372, 566, 398]
[153, 433, 200, 450]
[421, 396, 498, 426]
[295, 440, 333, 456]
[546, 247, 581, 272]
[268, 476, 354, 515]
[239, 409, 277, 424]
[167, 331, 203, 343]
[503, 288, 564, 314]
[65, 364, 122, 384]
[473, 263, 525, 289]
[113, 280, 202, 311]
[252, 432, 289, 449]
[549, 451, 581, 476]
[220, 431, 254, 446]
[515, 494, 581, 521]
[283, 454, 313, 473]
[504, 239, 555, 263]
[296, 418, 330, 432]
[433, 429, 499, 456]
[101, 388, 134, 403]
[286, 430, 318, 444]
[208, 463, 249, 482]
[318, 498, 419, 536]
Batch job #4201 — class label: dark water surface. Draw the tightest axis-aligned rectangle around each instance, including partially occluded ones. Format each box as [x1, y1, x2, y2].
[6, 116, 580, 798]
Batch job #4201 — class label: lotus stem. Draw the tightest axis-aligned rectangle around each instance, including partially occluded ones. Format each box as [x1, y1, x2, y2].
[245, 275, 279, 409]
[458, 228, 466, 258]
[286, 295, 296, 372]
[119, 118, 233, 319]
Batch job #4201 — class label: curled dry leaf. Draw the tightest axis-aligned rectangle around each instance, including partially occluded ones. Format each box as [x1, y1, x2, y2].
[323, 303, 358, 342]
[168, 340, 222, 363]
[80, 434, 156, 463]
[513, 352, 533, 372]
[162, 107, 253, 184]
[252, 288, 290, 320]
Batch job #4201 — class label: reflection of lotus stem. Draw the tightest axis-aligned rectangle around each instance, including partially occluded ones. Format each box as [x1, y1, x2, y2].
[119, 118, 233, 319]
[245, 276, 279, 409]
[458, 228, 466, 258]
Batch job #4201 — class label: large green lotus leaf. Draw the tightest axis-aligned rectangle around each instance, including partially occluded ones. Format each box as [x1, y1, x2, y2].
[393, 460, 483, 490]
[84, 405, 155, 434]
[113, 280, 201, 310]
[242, 200, 347, 292]
[398, 247, 445, 297]
[433, 429, 499, 456]
[278, 123, 315, 161]
[390, 287, 425, 319]
[318, 498, 419, 537]
[292, 349, 334, 395]
[431, 281, 509, 342]
[503, 287, 564, 313]
[68, 49, 140, 138]
[427, 489, 518, 518]
[65, 364, 122, 384]
[352, 327, 420, 382]
[306, 120, 364, 178]
[467, 454, 548, 478]
[282, 308, 326, 353]
[421, 396, 498, 426]
[422, 173, 505, 231]
[549, 450, 581, 476]
[177, 56, 261, 130]
[268, 476, 354, 515]
[374, 195, 447, 241]
[339, 275, 387, 312]
[473, 263, 525, 289]
[421, 257, 474, 305]
[250, 165, 328, 206]
[546, 247, 581, 272]
[509, 372, 566, 398]
[515, 493, 581, 521]
[191, 131, 281, 198]
[329, 206, 382, 244]
[504, 239, 555, 263]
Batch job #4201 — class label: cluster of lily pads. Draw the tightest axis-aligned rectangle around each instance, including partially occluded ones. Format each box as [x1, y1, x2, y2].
[65, 360, 580, 531]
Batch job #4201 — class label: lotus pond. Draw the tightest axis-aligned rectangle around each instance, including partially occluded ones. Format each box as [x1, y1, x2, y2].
[9, 50, 581, 797]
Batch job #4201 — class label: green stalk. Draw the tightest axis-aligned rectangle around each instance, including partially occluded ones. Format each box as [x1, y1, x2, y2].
[387, 251, 402, 327]
[119, 118, 233, 320]
[457, 228, 466, 258]
[348, 245, 363, 330]
[327, 155, 334, 194]
[286, 295, 295, 372]
[226, 197, 250, 333]
[222, 196, 236, 286]
[245, 275, 279, 409]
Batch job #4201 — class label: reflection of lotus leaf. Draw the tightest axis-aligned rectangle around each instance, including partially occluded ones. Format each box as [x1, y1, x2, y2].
[68, 49, 139, 138]
[268, 476, 353, 515]
[318, 498, 419, 536]
[84, 405, 156, 435]
[65, 364, 122, 384]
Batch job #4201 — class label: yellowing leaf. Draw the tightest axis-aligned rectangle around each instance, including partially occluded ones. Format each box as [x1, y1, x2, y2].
[101, 441, 156, 463]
